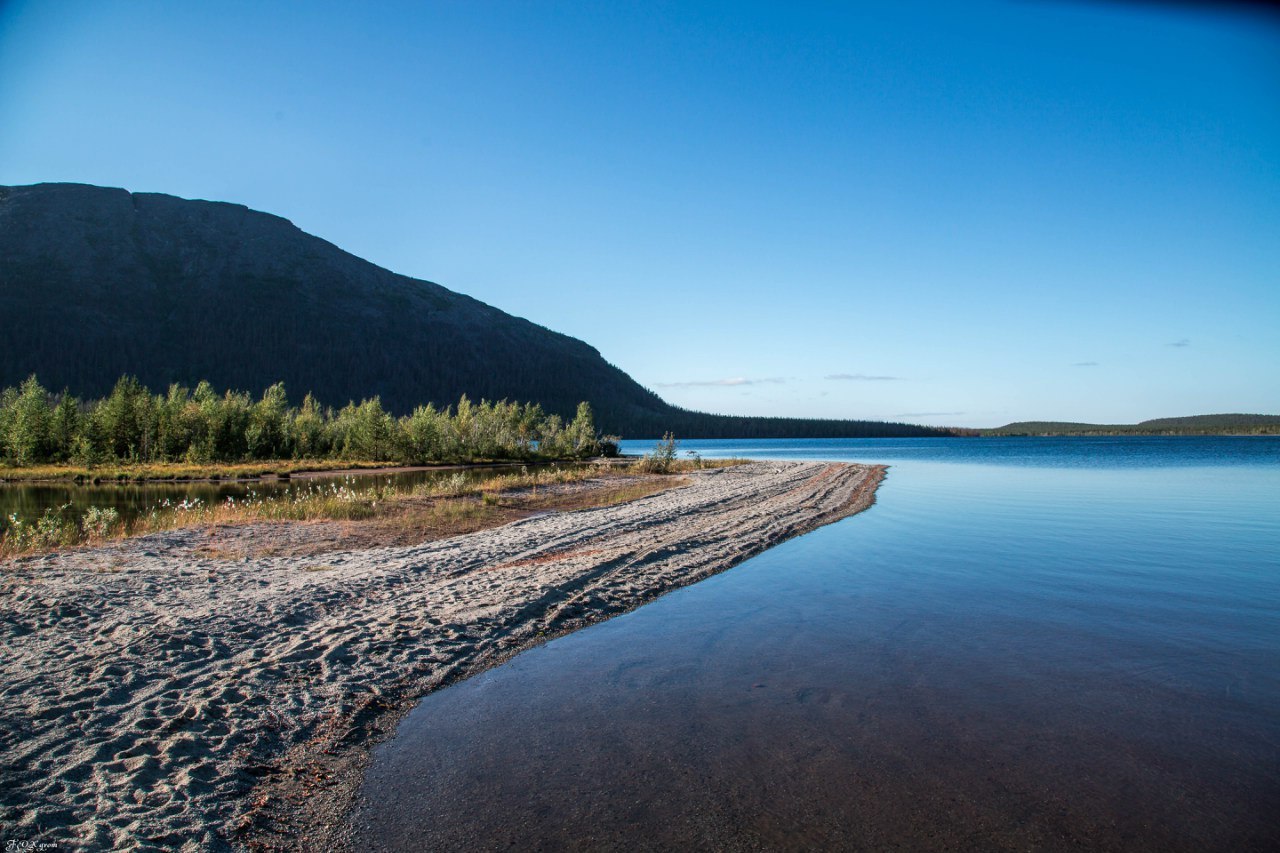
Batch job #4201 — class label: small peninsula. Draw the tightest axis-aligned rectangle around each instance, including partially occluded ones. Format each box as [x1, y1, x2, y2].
[0, 460, 883, 850]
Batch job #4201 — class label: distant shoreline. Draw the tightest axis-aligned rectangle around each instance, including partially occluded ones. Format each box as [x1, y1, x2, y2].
[983, 433, 1280, 438]
[978, 414, 1280, 437]
[4, 432, 1275, 486]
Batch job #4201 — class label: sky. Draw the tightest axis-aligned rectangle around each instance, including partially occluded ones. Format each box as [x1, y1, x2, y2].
[1, 1, 1277, 427]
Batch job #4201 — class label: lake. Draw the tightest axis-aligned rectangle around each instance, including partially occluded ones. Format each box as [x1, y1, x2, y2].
[356, 437, 1280, 850]
[0, 464, 545, 532]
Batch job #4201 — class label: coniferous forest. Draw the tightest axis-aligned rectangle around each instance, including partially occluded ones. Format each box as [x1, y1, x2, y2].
[0, 375, 608, 467]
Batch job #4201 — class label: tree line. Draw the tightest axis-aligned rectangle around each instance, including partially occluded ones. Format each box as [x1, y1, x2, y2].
[982, 414, 1280, 436]
[0, 375, 613, 467]
[618, 406, 958, 439]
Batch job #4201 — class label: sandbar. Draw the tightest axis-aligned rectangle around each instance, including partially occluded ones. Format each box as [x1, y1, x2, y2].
[0, 461, 883, 851]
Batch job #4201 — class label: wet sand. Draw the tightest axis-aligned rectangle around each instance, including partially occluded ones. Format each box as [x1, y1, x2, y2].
[0, 461, 882, 851]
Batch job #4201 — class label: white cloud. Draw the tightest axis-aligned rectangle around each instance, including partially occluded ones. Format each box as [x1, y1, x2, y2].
[825, 373, 901, 381]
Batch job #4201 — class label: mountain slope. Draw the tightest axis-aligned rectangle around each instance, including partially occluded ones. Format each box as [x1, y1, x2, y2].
[0, 183, 944, 438]
[0, 182, 674, 430]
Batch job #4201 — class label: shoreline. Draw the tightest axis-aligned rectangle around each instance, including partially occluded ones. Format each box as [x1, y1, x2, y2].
[0, 461, 883, 851]
[0, 458, 632, 486]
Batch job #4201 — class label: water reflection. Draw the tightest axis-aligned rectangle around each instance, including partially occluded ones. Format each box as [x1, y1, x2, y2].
[0, 464, 543, 531]
[355, 442, 1280, 851]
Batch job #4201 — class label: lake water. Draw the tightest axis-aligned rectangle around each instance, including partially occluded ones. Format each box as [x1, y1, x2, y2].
[0, 464, 537, 532]
[354, 437, 1280, 851]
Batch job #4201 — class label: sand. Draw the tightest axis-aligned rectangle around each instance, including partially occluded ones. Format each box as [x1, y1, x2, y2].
[0, 461, 883, 851]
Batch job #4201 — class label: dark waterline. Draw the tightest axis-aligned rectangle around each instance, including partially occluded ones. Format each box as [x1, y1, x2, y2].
[354, 438, 1280, 850]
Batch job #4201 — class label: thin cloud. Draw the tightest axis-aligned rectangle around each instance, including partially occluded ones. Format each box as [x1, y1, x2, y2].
[1072, 361, 1099, 367]
[1167, 338, 1191, 348]
[897, 411, 965, 418]
[655, 376, 786, 388]
[825, 373, 901, 381]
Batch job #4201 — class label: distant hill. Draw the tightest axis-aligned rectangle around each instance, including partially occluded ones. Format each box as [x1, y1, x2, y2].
[0, 182, 944, 439]
[985, 414, 1280, 436]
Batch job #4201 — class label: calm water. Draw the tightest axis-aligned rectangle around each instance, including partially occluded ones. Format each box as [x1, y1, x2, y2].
[0, 465, 532, 532]
[356, 438, 1280, 851]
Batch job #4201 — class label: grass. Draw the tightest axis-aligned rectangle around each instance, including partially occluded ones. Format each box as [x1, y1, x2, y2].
[344, 472, 685, 549]
[0, 452, 750, 484]
[0, 459, 409, 483]
[0, 458, 751, 559]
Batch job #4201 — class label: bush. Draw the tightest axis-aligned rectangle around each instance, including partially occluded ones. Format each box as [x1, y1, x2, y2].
[81, 506, 120, 539]
[2, 503, 77, 553]
[635, 432, 678, 474]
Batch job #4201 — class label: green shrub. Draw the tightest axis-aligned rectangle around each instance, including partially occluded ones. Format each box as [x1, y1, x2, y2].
[81, 506, 120, 539]
[2, 503, 78, 554]
[635, 432, 678, 474]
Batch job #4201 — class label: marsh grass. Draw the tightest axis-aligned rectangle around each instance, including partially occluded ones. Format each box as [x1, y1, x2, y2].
[368, 473, 683, 545]
[521, 477, 678, 511]
[665, 456, 750, 473]
[0, 458, 750, 559]
[0, 459, 400, 483]
[1, 477, 391, 557]
[3, 504, 82, 552]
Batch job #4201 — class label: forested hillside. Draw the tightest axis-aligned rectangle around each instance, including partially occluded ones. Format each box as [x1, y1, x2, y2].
[0, 183, 945, 439]
[985, 415, 1280, 436]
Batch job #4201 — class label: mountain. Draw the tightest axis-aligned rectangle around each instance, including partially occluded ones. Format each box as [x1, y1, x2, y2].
[0, 182, 944, 439]
[984, 414, 1280, 436]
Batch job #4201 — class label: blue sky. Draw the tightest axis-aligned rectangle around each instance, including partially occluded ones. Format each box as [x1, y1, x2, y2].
[1, 1, 1276, 427]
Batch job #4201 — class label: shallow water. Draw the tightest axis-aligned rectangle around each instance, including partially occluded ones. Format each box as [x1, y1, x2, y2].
[355, 438, 1280, 851]
[0, 464, 545, 531]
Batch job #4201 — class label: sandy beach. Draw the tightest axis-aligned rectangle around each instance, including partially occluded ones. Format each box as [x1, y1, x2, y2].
[0, 461, 883, 851]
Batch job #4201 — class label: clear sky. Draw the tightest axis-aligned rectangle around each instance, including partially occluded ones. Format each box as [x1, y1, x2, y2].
[2, 1, 1277, 427]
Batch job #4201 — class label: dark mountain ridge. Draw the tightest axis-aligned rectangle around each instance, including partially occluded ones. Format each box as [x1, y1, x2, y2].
[0, 183, 944, 438]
